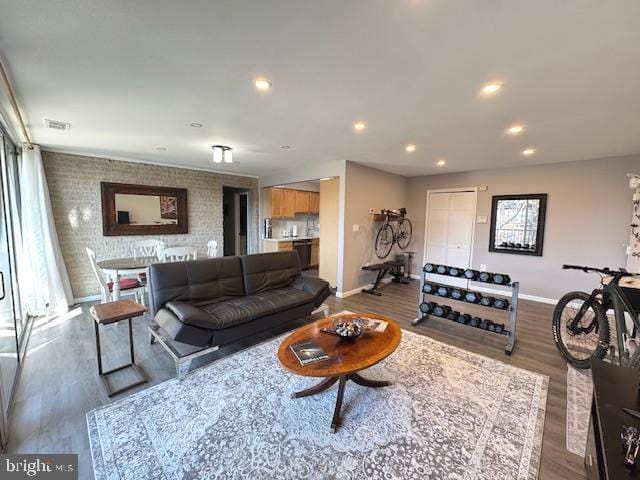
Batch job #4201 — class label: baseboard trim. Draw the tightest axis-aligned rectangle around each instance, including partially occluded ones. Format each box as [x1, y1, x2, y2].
[336, 277, 393, 298]
[472, 285, 557, 305]
[73, 294, 101, 304]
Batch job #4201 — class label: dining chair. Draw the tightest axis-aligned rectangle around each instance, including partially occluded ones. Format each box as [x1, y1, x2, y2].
[131, 239, 166, 259]
[86, 247, 146, 304]
[207, 240, 218, 258]
[158, 246, 198, 262]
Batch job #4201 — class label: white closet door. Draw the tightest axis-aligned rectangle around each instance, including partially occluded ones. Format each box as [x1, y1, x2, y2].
[425, 191, 475, 287]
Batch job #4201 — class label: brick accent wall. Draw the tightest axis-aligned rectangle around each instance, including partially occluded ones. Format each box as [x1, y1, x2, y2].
[42, 151, 259, 299]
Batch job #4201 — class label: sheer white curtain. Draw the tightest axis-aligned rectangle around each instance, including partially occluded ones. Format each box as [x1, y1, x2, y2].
[19, 145, 72, 315]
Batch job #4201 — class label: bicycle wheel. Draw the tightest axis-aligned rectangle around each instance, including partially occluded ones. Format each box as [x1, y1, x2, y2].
[396, 218, 412, 249]
[552, 291, 610, 369]
[375, 223, 394, 259]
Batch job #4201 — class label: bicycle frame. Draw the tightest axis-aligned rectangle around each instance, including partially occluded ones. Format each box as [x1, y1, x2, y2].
[569, 277, 640, 365]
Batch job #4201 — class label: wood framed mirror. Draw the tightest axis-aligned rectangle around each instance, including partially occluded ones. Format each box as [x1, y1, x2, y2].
[101, 182, 188, 236]
[489, 193, 547, 256]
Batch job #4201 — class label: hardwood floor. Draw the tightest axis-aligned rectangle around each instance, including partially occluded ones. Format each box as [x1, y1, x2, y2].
[7, 280, 585, 480]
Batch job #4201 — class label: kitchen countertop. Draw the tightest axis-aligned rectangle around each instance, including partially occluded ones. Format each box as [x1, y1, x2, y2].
[263, 236, 320, 242]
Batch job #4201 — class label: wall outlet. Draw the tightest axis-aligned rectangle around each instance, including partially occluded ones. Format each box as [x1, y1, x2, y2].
[480, 264, 487, 271]
[476, 215, 488, 224]
[352, 224, 360, 232]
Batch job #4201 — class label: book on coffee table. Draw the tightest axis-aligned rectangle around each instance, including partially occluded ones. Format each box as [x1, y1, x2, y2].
[290, 341, 330, 365]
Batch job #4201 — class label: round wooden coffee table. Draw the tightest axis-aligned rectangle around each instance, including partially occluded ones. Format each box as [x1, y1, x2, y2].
[278, 313, 401, 432]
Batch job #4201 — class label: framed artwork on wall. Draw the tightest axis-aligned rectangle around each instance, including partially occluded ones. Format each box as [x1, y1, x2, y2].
[489, 194, 547, 256]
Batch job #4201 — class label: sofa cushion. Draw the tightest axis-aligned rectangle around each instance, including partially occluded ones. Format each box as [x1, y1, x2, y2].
[166, 286, 314, 330]
[240, 251, 301, 295]
[149, 257, 245, 313]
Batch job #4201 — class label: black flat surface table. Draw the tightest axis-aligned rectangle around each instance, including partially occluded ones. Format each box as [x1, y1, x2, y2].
[587, 359, 640, 479]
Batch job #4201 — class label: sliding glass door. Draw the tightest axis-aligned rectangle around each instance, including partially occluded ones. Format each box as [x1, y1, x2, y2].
[0, 131, 21, 449]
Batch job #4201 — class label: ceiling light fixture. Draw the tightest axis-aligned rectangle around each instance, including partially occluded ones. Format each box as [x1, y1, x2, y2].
[280, 145, 291, 149]
[437, 159, 446, 166]
[522, 148, 536, 156]
[481, 82, 503, 96]
[254, 78, 272, 90]
[190, 122, 203, 128]
[156, 147, 167, 151]
[405, 144, 416, 153]
[507, 124, 525, 135]
[212, 145, 233, 163]
[353, 121, 367, 131]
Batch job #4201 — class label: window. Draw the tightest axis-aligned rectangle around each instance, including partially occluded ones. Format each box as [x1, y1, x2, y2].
[489, 194, 547, 256]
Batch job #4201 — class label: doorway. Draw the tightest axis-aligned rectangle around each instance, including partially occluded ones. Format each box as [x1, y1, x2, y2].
[223, 187, 249, 256]
[423, 189, 477, 287]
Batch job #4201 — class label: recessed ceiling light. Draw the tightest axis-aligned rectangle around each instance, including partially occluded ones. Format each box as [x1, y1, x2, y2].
[280, 145, 291, 149]
[190, 122, 203, 128]
[437, 159, 446, 166]
[254, 78, 272, 90]
[522, 148, 536, 156]
[405, 144, 416, 153]
[481, 82, 503, 96]
[353, 121, 367, 131]
[156, 147, 167, 151]
[507, 124, 525, 135]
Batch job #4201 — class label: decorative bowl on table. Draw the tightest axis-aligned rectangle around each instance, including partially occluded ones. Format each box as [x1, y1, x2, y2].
[331, 318, 363, 340]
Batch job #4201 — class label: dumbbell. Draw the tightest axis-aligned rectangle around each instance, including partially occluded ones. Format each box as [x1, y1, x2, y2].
[478, 271, 492, 283]
[457, 313, 472, 325]
[446, 310, 459, 321]
[492, 273, 511, 285]
[468, 316, 482, 328]
[463, 269, 479, 280]
[435, 265, 448, 275]
[419, 302, 436, 314]
[493, 298, 509, 310]
[448, 266, 463, 277]
[432, 304, 451, 318]
[422, 283, 436, 295]
[480, 296, 495, 307]
[480, 319, 492, 330]
[423, 263, 438, 273]
[493, 323, 505, 335]
[436, 285, 451, 297]
[464, 291, 482, 303]
[450, 288, 464, 301]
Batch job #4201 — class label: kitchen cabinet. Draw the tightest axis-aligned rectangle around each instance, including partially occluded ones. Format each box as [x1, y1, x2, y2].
[266, 187, 320, 218]
[270, 188, 283, 218]
[310, 238, 319, 267]
[309, 192, 320, 214]
[282, 189, 296, 218]
[294, 190, 310, 214]
[263, 240, 293, 253]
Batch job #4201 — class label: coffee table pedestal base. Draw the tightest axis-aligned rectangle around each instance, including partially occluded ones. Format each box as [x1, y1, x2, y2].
[292, 373, 391, 433]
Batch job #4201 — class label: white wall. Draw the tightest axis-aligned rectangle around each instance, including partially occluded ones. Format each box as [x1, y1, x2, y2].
[407, 155, 640, 301]
[341, 162, 410, 294]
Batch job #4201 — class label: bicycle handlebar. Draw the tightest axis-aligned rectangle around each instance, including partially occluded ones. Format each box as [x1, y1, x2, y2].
[562, 264, 628, 276]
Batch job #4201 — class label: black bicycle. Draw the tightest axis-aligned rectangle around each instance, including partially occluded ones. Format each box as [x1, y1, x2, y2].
[552, 264, 640, 369]
[374, 208, 412, 259]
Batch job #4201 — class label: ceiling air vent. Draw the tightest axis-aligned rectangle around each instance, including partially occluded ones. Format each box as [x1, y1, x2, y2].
[44, 119, 71, 131]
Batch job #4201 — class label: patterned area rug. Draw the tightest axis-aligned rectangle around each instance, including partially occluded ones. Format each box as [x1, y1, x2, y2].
[566, 365, 593, 457]
[87, 330, 548, 480]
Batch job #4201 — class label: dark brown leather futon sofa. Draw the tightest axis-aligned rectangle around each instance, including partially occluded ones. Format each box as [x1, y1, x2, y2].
[148, 251, 331, 348]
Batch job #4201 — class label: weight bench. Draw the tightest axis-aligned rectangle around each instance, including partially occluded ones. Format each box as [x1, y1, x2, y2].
[361, 259, 410, 296]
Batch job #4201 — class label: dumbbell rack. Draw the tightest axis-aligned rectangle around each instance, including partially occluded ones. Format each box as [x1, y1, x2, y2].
[412, 265, 519, 355]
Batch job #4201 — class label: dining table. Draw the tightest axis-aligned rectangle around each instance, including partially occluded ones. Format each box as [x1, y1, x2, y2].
[97, 256, 158, 300]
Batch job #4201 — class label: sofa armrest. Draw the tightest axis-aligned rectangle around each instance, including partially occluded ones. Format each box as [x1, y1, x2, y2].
[291, 276, 331, 305]
[165, 301, 214, 329]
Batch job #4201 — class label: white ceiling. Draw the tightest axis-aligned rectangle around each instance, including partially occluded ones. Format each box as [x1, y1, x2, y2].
[1, 0, 639, 177]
